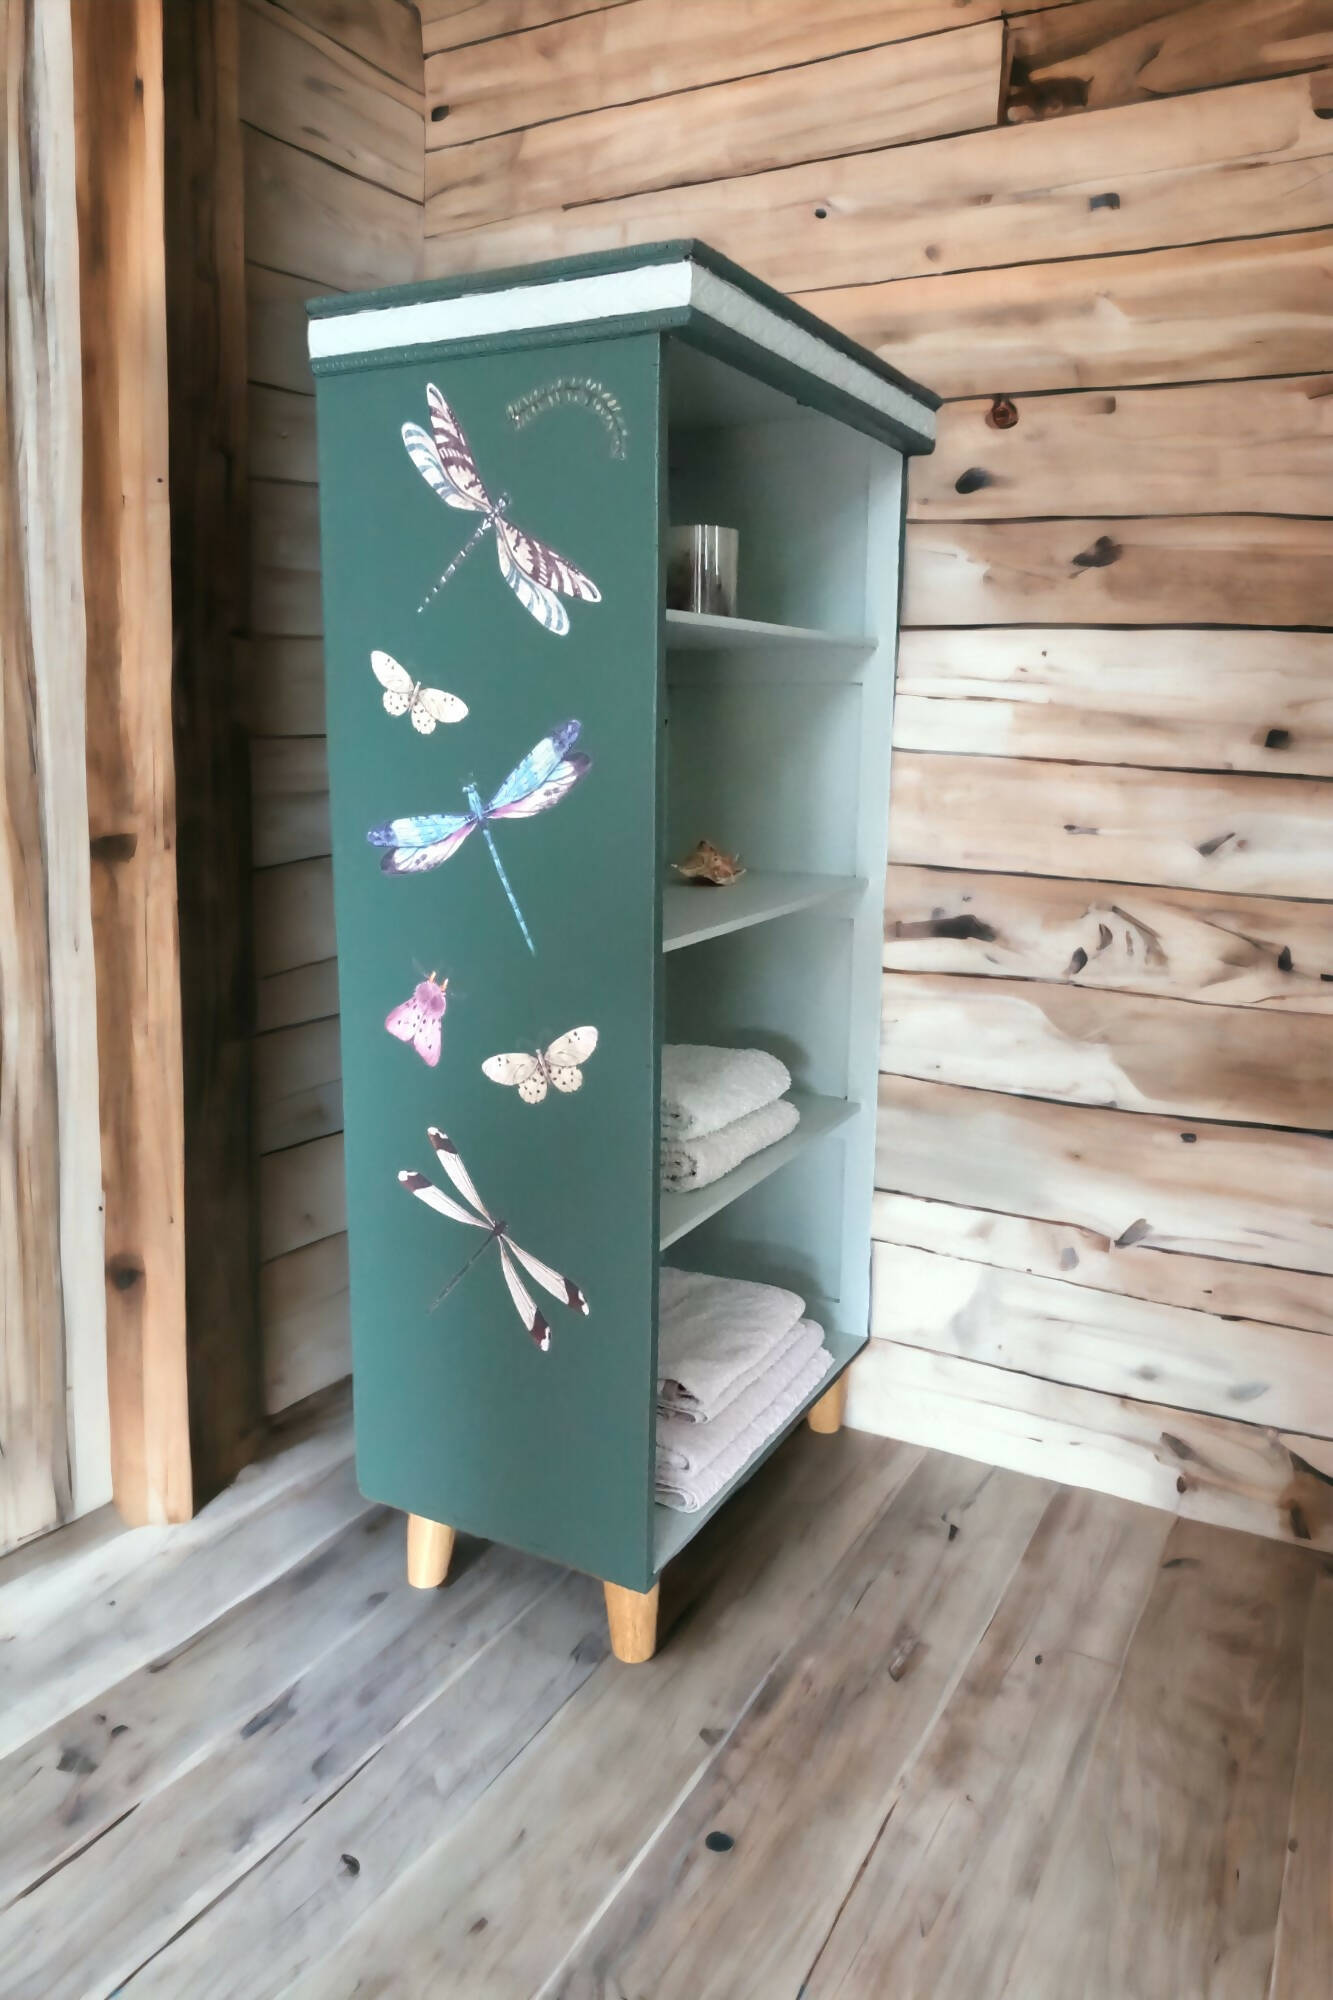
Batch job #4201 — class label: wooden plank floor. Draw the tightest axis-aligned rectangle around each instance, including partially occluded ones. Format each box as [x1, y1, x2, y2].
[2, 1396, 1328, 1998]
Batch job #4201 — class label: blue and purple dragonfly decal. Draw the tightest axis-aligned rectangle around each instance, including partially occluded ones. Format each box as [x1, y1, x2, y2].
[367, 720, 590, 955]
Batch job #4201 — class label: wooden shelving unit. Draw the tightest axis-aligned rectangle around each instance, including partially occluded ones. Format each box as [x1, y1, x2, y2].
[308, 241, 937, 1662]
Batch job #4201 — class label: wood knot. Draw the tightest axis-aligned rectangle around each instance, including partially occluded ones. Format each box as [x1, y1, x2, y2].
[1072, 534, 1121, 570]
[90, 832, 138, 863]
[986, 396, 1018, 430]
[106, 1255, 145, 1292]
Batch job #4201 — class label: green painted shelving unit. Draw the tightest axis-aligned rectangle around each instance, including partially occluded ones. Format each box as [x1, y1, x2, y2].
[308, 242, 937, 1601]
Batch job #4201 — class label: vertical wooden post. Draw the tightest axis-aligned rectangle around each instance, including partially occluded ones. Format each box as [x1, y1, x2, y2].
[0, 0, 104, 1544]
[160, 0, 264, 1503]
[71, 0, 193, 1525]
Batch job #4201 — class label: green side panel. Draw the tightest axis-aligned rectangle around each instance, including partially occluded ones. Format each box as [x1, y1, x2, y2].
[312, 332, 664, 1590]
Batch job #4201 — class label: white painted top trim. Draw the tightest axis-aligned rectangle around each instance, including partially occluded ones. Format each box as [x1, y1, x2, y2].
[307, 261, 935, 442]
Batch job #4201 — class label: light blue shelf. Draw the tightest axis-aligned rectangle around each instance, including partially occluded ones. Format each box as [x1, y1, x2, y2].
[659, 1092, 858, 1250]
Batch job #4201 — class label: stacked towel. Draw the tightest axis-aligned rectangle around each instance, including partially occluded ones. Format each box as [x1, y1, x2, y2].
[657, 1266, 807, 1422]
[656, 1342, 832, 1512]
[660, 1098, 799, 1192]
[661, 1045, 791, 1139]
[660, 1044, 797, 1193]
[655, 1267, 834, 1513]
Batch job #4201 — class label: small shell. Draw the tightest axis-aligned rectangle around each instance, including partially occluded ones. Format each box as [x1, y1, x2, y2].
[672, 839, 747, 887]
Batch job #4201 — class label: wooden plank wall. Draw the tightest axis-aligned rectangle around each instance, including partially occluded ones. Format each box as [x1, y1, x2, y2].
[237, 0, 423, 1411]
[419, 0, 1333, 1549]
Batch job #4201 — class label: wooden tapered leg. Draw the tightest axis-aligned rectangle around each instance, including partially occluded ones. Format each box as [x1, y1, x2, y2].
[406, 1514, 456, 1588]
[807, 1372, 848, 1435]
[603, 1580, 660, 1664]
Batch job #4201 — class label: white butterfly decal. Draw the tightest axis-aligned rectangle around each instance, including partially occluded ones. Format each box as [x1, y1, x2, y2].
[371, 650, 467, 734]
[482, 1026, 598, 1105]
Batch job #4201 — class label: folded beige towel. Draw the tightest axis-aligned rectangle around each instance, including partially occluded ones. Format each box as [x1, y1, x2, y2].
[655, 1344, 834, 1512]
[657, 1267, 806, 1424]
[660, 1096, 799, 1194]
[661, 1044, 791, 1141]
[657, 1319, 826, 1476]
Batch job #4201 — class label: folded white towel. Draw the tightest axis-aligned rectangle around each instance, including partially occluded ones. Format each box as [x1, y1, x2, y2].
[661, 1044, 791, 1141]
[657, 1266, 806, 1424]
[655, 1345, 835, 1512]
[660, 1097, 799, 1194]
[657, 1319, 826, 1475]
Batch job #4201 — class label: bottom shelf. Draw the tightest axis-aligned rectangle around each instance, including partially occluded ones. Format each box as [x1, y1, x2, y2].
[652, 1325, 867, 1571]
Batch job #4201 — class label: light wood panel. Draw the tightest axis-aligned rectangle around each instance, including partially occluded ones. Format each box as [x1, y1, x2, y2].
[254, 857, 335, 976]
[417, 0, 1077, 51]
[0, 1498, 398, 1902]
[422, 72, 1333, 290]
[423, 0, 1036, 141]
[0, 0, 100, 1547]
[296, 1449, 1034, 1998]
[248, 384, 317, 483]
[872, 1190, 1333, 1338]
[239, 0, 425, 1419]
[251, 738, 331, 868]
[243, 126, 418, 292]
[881, 970, 1333, 1128]
[424, 22, 1003, 230]
[848, 1341, 1333, 1549]
[1271, 1560, 1333, 1999]
[250, 478, 322, 635]
[271, 0, 423, 90]
[110, 1428, 923, 1997]
[0, 1549, 555, 1999]
[246, 263, 326, 394]
[894, 628, 1333, 775]
[912, 376, 1333, 521]
[259, 1235, 350, 1410]
[891, 753, 1333, 899]
[802, 1487, 1171, 2000]
[543, 1458, 1052, 2000]
[163, 0, 267, 1499]
[872, 1239, 1333, 1435]
[240, 0, 422, 200]
[9, 1416, 1331, 1995]
[240, 636, 325, 737]
[74, 0, 192, 1529]
[257, 957, 339, 1034]
[883, 864, 1333, 1013]
[254, 1017, 343, 1153]
[260, 1133, 346, 1263]
[903, 515, 1333, 629]
[1007, 0, 1333, 121]
[876, 1074, 1333, 1277]
[998, 1515, 1314, 1998]
[812, 228, 1333, 398]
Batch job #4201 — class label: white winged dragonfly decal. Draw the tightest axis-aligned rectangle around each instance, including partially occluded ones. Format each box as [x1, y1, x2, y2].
[399, 1127, 589, 1352]
[402, 385, 602, 632]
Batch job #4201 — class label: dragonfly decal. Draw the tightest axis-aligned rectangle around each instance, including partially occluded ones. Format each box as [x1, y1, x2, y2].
[483, 1025, 598, 1104]
[371, 650, 467, 734]
[366, 720, 590, 957]
[402, 385, 602, 631]
[385, 971, 449, 1067]
[399, 1126, 589, 1352]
